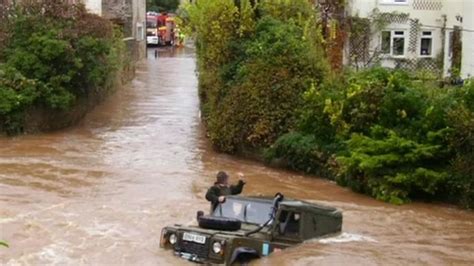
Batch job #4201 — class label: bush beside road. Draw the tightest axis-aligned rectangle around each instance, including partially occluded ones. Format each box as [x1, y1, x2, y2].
[0, 1, 128, 135]
[180, 0, 474, 208]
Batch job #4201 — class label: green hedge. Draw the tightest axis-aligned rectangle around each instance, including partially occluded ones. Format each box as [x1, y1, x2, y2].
[181, 0, 328, 152]
[0, 1, 125, 134]
[267, 68, 474, 208]
[181, 0, 473, 208]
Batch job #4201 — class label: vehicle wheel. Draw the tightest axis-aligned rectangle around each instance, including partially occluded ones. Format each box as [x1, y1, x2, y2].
[198, 215, 241, 231]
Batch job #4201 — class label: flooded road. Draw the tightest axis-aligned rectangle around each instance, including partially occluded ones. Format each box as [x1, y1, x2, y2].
[1, 48, 473, 265]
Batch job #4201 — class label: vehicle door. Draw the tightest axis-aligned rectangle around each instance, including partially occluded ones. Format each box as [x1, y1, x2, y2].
[271, 208, 303, 243]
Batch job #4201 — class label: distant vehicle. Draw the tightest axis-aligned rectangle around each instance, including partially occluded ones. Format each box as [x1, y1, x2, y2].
[160, 193, 343, 265]
[146, 12, 176, 46]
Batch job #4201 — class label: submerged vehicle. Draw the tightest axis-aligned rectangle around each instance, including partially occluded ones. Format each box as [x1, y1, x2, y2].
[160, 193, 343, 265]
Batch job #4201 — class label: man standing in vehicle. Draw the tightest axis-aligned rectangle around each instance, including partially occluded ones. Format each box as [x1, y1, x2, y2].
[206, 171, 245, 211]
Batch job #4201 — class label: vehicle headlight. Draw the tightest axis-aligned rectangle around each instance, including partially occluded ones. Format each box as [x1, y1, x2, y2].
[169, 233, 177, 245]
[212, 241, 222, 254]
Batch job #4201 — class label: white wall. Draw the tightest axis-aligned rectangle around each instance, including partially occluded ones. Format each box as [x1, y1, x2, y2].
[461, 0, 474, 78]
[346, 0, 474, 77]
[84, 0, 102, 16]
[347, 0, 445, 63]
[348, 0, 377, 17]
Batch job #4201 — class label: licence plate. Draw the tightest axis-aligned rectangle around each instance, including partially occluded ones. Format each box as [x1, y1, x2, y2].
[183, 232, 206, 244]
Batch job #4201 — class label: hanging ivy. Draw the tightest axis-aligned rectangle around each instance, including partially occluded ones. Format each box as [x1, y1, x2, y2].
[317, 0, 346, 72]
[451, 26, 463, 79]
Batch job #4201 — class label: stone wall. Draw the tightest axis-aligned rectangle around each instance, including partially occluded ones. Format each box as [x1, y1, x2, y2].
[102, 0, 133, 36]
[101, 0, 146, 62]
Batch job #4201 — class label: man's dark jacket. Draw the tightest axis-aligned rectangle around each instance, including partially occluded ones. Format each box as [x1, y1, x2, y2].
[206, 180, 245, 211]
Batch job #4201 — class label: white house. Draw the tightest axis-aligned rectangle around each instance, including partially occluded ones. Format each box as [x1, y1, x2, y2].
[345, 0, 473, 78]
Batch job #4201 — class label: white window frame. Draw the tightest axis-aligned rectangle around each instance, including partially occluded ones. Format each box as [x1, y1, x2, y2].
[419, 30, 433, 58]
[380, 30, 407, 58]
[379, 0, 409, 5]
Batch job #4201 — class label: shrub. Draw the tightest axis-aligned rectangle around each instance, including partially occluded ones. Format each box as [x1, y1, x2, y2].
[179, 0, 240, 125]
[264, 132, 338, 178]
[207, 16, 327, 152]
[269, 68, 473, 207]
[336, 126, 449, 204]
[444, 82, 474, 208]
[0, 0, 124, 134]
[0, 66, 70, 134]
[182, 0, 328, 152]
[182, 0, 473, 208]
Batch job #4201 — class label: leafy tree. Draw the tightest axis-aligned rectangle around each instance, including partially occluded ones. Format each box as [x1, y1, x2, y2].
[179, 0, 240, 129]
[181, 0, 327, 152]
[147, 0, 180, 12]
[208, 16, 327, 152]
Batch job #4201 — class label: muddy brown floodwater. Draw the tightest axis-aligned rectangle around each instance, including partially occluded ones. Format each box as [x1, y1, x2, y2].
[1, 47, 473, 266]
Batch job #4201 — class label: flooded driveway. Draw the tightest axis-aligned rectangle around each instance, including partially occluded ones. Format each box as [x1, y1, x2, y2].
[1, 48, 473, 265]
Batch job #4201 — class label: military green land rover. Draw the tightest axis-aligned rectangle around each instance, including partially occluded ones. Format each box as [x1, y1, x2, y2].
[160, 193, 342, 265]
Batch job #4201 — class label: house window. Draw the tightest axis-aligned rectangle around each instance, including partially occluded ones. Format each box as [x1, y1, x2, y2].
[381, 30, 406, 57]
[420, 31, 433, 56]
[393, 31, 406, 56]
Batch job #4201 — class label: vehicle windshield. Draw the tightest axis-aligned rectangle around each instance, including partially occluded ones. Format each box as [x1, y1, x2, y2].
[212, 198, 273, 224]
[146, 20, 157, 28]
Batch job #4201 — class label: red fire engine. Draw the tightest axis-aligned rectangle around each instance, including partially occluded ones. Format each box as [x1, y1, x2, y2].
[146, 12, 176, 46]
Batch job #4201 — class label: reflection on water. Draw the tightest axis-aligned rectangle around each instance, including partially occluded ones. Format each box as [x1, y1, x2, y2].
[1, 47, 474, 265]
